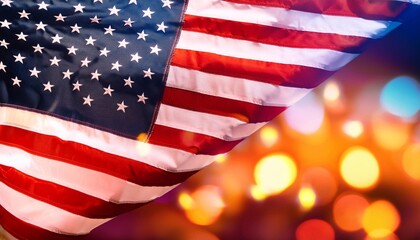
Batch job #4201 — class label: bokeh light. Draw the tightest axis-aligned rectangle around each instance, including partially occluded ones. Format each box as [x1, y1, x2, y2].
[362, 200, 400, 238]
[254, 154, 297, 196]
[259, 125, 280, 147]
[296, 219, 335, 240]
[323, 81, 341, 102]
[342, 120, 364, 138]
[333, 193, 370, 232]
[372, 113, 410, 151]
[402, 143, 420, 180]
[340, 146, 380, 189]
[182, 186, 225, 226]
[380, 76, 420, 119]
[298, 187, 316, 210]
[284, 92, 325, 134]
[300, 168, 337, 206]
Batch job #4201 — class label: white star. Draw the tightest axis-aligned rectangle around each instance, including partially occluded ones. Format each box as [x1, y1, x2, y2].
[0, 61, 6, 72]
[117, 101, 128, 112]
[73, 3, 86, 13]
[91, 69, 101, 80]
[72, 81, 83, 91]
[104, 25, 115, 35]
[93, 0, 103, 3]
[29, 67, 41, 78]
[129, 0, 137, 4]
[124, 77, 134, 88]
[1, 0, 13, 7]
[37, 1, 49, 10]
[33, 44, 44, 53]
[35, 21, 48, 31]
[118, 39, 130, 48]
[131, 52, 142, 62]
[156, 22, 168, 33]
[67, 46, 78, 55]
[99, 47, 110, 57]
[51, 34, 63, 43]
[43, 81, 54, 92]
[103, 85, 114, 96]
[143, 68, 155, 79]
[11, 77, 22, 87]
[13, 53, 25, 63]
[150, 44, 161, 55]
[49, 56, 61, 66]
[0, 39, 9, 49]
[70, 24, 82, 33]
[85, 36, 96, 45]
[55, 13, 67, 22]
[137, 30, 148, 41]
[108, 6, 120, 16]
[124, 18, 135, 27]
[72, 80, 85, 90]
[111, 61, 122, 71]
[81, 57, 91, 67]
[83, 95, 94, 106]
[162, 0, 174, 8]
[137, 93, 148, 104]
[142, 8, 154, 18]
[18, 10, 31, 19]
[90, 15, 101, 23]
[0, 19, 12, 29]
[62, 69, 74, 79]
[16, 32, 28, 41]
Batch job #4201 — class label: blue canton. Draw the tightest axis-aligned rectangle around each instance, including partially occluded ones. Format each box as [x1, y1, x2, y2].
[0, 0, 185, 138]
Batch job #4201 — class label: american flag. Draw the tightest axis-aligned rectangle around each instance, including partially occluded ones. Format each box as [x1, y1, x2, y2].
[0, 0, 419, 239]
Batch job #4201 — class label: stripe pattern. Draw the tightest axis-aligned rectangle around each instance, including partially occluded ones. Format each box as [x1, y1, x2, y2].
[1, 0, 419, 239]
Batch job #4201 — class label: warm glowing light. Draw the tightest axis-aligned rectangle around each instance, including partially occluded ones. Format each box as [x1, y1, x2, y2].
[296, 219, 335, 240]
[362, 200, 400, 238]
[254, 154, 297, 196]
[333, 193, 370, 232]
[365, 233, 400, 240]
[342, 120, 364, 138]
[301, 168, 337, 206]
[298, 187, 316, 210]
[380, 76, 420, 119]
[184, 185, 225, 226]
[323, 81, 341, 102]
[259, 125, 280, 147]
[250, 185, 267, 201]
[284, 92, 325, 134]
[214, 154, 227, 164]
[402, 143, 420, 180]
[136, 133, 151, 156]
[340, 146, 379, 189]
[372, 113, 410, 151]
[178, 192, 194, 210]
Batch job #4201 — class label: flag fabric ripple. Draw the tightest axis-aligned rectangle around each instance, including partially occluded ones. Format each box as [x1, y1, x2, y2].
[0, 0, 419, 239]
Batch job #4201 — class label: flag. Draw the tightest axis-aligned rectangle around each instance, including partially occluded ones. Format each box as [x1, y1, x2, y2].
[0, 0, 419, 239]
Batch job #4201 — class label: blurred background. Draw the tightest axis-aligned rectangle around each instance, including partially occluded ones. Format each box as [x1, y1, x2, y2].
[2, 13, 419, 240]
[84, 15, 420, 240]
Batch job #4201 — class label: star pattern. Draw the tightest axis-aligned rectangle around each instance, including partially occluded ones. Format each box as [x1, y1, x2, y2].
[0, 1, 182, 137]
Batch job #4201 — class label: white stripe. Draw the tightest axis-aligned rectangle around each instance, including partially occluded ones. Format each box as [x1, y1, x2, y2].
[156, 104, 266, 141]
[396, 0, 420, 3]
[0, 144, 176, 203]
[0, 106, 215, 172]
[0, 182, 110, 235]
[167, 66, 311, 107]
[176, 30, 358, 71]
[185, 0, 400, 38]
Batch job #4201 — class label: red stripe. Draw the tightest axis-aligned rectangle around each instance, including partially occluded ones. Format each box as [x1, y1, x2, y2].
[183, 15, 370, 53]
[162, 87, 286, 123]
[149, 125, 242, 155]
[223, 0, 408, 20]
[0, 165, 145, 218]
[0, 204, 83, 240]
[0, 125, 197, 187]
[171, 49, 333, 88]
